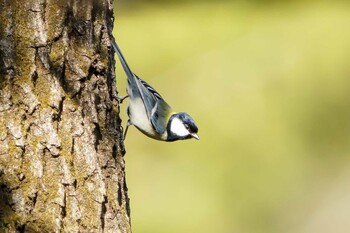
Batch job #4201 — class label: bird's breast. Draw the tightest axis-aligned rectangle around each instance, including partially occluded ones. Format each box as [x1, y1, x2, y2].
[128, 98, 160, 139]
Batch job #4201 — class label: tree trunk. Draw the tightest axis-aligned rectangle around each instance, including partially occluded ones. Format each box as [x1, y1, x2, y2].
[0, 0, 131, 232]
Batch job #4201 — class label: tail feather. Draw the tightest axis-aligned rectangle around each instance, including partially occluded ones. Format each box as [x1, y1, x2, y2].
[112, 37, 134, 80]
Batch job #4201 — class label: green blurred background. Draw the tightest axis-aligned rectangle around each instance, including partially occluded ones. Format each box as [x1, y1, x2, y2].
[113, 1, 350, 232]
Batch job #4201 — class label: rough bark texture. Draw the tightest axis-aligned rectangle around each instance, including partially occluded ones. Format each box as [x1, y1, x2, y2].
[0, 0, 131, 232]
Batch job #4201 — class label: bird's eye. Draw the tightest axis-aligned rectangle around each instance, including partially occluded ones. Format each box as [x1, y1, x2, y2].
[184, 124, 190, 130]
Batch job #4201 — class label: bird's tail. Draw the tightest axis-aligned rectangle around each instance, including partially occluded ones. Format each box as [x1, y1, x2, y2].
[111, 37, 134, 80]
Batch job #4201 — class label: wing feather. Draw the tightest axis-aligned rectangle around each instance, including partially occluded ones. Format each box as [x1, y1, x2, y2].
[112, 38, 172, 135]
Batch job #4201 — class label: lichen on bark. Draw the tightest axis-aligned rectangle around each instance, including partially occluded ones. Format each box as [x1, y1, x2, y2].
[0, 0, 131, 232]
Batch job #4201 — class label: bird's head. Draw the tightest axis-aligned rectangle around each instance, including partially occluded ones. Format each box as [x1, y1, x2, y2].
[167, 112, 199, 141]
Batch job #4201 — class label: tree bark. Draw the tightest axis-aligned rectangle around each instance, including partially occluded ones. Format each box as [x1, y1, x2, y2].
[0, 0, 131, 232]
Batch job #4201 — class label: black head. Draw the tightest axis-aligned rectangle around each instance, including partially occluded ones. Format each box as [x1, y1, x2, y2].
[166, 112, 199, 141]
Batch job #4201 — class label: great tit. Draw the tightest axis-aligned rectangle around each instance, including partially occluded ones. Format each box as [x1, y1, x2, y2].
[112, 39, 199, 141]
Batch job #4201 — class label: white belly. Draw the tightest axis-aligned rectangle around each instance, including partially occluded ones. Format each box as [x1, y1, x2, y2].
[128, 98, 160, 139]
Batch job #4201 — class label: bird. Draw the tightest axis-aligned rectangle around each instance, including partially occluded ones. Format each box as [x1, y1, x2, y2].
[111, 38, 199, 141]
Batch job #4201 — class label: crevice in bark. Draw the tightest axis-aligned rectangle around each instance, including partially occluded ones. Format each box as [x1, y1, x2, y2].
[42, 0, 47, 26]
[93, 122, 103, 151]
[31, 71, 39, 87]
[101, 195, 107, 230]
[61, 188, 67, 218]
[112, 144, 118, 159]
[117, 182, 123, 206]
[28, 191, 38, 214]
[124, 176, 131, 217]
[15, 223, 26, 233]
[57, 96, 65, 122]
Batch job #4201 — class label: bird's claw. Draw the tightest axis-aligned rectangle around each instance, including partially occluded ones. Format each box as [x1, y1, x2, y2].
[113, 94, 129, 104]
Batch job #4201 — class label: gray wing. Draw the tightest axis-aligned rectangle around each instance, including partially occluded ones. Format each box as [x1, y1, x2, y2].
[112, 38, 172, 134]
[134, 76, 172, 134]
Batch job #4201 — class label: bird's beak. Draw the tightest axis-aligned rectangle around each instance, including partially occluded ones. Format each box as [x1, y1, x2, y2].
[191, 133, 200, 140]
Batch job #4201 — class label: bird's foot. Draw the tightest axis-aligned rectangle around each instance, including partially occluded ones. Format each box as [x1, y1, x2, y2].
[113, 93, 129, 104]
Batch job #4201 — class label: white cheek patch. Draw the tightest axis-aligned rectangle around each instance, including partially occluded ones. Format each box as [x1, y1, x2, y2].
[170, 117, 190, 137]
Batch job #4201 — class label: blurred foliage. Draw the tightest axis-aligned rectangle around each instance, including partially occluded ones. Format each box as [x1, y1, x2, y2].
[113, 1, 350, 233]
